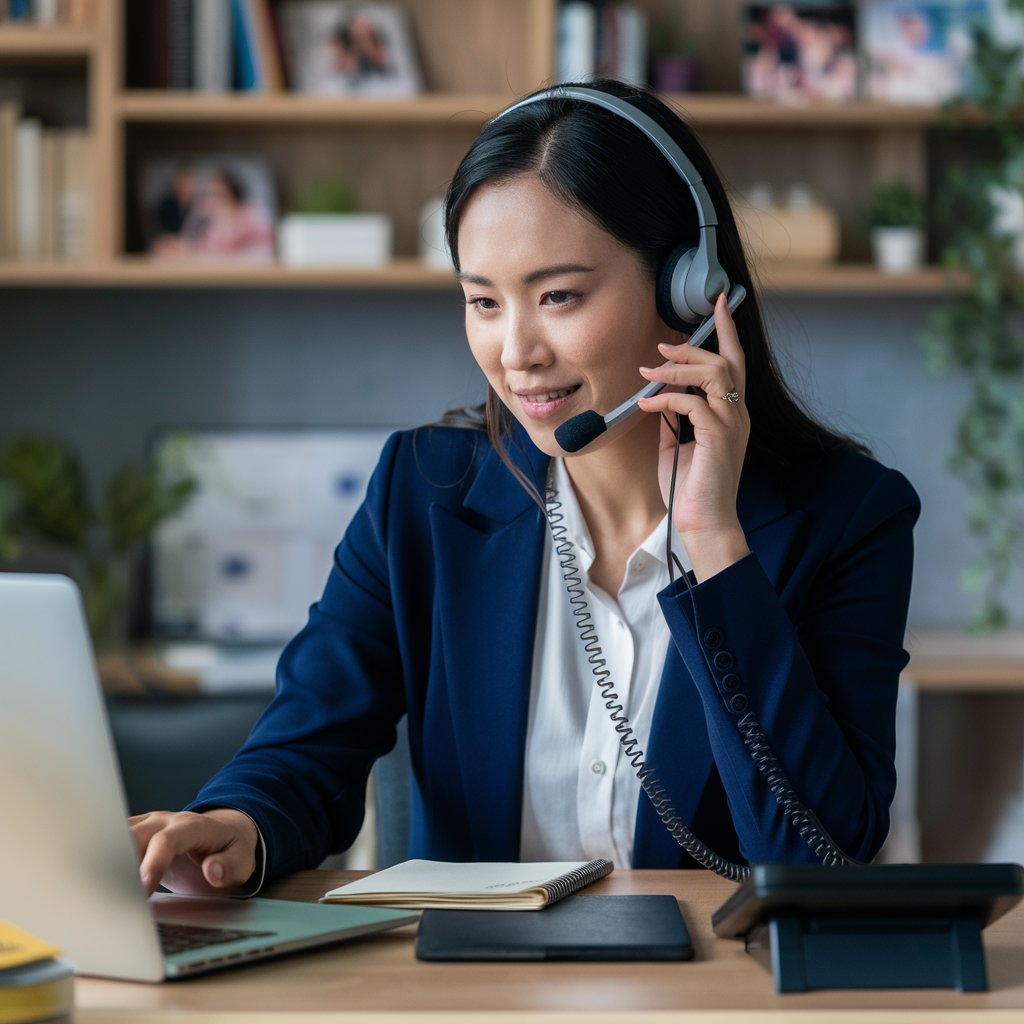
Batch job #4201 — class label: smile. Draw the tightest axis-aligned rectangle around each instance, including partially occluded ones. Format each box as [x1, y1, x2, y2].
[514, 384, 581, 420]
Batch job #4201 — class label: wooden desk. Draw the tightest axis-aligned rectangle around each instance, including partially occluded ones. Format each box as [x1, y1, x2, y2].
[75, 869, 1024, 1021]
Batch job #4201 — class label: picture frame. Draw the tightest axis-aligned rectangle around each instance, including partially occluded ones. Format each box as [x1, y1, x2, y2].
[139, 155, 278, 263]
[277, 2, 423, 97]
[859, 0, 991, 103]
[742, 2, 858, 103]
[149, 428, 394, 643]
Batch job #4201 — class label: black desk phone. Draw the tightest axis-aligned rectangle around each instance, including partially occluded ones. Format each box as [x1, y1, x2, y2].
[712, 862, 1024, 992]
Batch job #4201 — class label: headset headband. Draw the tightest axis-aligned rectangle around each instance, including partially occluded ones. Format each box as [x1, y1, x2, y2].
[493, 86, 718, 229]
[490, 85, 729, 325]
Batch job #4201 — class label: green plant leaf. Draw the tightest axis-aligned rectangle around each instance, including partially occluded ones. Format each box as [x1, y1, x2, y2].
[1, 436, 92, 550]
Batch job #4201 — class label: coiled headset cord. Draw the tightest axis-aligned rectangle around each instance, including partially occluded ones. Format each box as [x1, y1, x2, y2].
[545, 414, 861, 881]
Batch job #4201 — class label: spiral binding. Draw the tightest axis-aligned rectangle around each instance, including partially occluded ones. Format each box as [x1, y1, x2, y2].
[540, 858, 614, 904]
[544, 482, 860, 880]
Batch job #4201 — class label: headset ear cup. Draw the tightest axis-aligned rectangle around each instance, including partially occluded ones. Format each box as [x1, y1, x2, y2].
[656, 244, 703, 332]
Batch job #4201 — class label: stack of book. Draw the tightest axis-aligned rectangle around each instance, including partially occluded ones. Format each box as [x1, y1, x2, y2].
[0, 921, 73, 1024]
[0, 102, 93, 263]
[0, 0, 94, 24]
[557, 2, 648, 85]
[142, 0, 285, 93]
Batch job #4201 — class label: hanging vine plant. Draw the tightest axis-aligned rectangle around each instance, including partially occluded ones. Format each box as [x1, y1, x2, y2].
[921, 0, 1024, 631]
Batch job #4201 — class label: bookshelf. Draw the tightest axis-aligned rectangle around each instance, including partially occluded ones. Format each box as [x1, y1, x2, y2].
[0, 0, 968, 293]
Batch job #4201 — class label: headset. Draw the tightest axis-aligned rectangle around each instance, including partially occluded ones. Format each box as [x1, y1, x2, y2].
[494, 85, 855, 880]
[491, 85, 746, 454]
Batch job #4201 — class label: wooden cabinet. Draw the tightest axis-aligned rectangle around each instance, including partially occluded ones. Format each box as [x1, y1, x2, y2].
[0, 0, 956, 292]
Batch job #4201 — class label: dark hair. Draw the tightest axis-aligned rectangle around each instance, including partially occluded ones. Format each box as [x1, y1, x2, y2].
[214, 168, 247, 204]
[442, 79, 866, 492]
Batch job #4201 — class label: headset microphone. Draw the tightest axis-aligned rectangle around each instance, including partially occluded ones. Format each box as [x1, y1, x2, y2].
[554, 283, 747, 453]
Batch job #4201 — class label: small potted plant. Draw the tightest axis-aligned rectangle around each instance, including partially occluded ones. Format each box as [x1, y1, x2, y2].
[861, 180, 926, 274]
[278, 178, 393, 267]
[647, 10, 699, 93]
[0, 434, 197, 651]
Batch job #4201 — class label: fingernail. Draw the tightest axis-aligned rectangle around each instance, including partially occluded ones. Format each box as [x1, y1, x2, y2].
[638, 366, 652, 374]
[210, 861, 224, 883]
[657, 342, 672, 351]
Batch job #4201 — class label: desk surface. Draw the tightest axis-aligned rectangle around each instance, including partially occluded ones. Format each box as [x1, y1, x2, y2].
[75, 869, 1024, 1021]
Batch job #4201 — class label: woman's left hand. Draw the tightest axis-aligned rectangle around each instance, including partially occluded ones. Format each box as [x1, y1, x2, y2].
[636, 292, 751, 581]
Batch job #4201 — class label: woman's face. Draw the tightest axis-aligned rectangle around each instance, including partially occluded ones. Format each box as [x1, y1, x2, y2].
[457, 174, 679, 458]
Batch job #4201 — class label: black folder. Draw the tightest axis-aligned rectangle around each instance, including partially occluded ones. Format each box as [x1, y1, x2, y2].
[414, 893, 693, 962]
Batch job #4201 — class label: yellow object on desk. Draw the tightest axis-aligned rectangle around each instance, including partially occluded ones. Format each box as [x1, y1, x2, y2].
[0, 922, 73, 1024]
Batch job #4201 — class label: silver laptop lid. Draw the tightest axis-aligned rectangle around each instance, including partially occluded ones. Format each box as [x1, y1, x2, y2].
[0, 573, 166, 981]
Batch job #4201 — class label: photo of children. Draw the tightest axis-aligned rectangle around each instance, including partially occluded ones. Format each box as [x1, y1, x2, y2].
[278, 2, 422, 97]
[860, 0, 989, 103]
[743, 3, 858, 103]
[140, 157, 277, 264]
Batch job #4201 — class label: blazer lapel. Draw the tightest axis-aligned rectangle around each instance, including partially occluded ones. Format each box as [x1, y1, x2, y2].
[429, 431, 549, 860]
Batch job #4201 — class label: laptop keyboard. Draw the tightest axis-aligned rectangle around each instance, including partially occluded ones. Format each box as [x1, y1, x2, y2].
[158, 921, 275, 955]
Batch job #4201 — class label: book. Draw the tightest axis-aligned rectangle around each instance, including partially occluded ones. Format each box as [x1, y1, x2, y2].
[320, 859, 614, 911]
[0, 101, 20, 260]
[59, 128, 91, 261]
[596, 4, 649, 85]
[15, 117, 41, 261]
[557, 1, 598, 81]
[168, 0, 194, 90]
[0, 921, 74, 1024]
[194, 0, 233, 92]
[39, 128, 57, 261]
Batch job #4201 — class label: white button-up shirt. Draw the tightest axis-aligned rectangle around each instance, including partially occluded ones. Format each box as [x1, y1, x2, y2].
[519, 459, 691, 868]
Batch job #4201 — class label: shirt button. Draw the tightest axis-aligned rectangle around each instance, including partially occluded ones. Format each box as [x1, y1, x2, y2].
[632, 559, 647, 574]
[590, 760, 607, 775]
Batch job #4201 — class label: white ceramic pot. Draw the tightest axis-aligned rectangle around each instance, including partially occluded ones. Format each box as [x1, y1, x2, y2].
[870, 226, 924, 275]
[278, 213, 392, 267]
[418, 196, 453, 269]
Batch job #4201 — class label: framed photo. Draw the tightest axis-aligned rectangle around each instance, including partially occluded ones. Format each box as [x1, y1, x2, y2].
[278, 2, 423, 97]
[138, 156, 277, 264]
[149, 428, 394, 643]
[860, 0, 990, 103]
[743, 2, 858, 102]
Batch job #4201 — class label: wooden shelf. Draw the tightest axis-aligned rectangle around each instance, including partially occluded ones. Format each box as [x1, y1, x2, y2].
[0, 258, 460, 288]
[0, 258, 967, 294]
[0, 24, 94, 59]
[668, 93, 944, 128]
[115, 90, 508, 125]
[111, 89, 948, 130]
[903, 629, 1024, 692]
[753, 262, 965, 295]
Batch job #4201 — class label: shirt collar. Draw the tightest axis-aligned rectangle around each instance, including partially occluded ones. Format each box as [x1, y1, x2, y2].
[549, 459, 690, 582]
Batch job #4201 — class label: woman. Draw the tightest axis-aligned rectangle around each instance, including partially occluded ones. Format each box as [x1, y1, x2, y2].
[132, 80, 919, 895]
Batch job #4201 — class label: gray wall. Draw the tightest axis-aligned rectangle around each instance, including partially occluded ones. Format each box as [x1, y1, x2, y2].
[2, 287, 1021, 628]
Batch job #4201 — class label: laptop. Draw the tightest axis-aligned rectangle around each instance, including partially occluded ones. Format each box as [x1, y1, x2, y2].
[0, 573, 416, 981]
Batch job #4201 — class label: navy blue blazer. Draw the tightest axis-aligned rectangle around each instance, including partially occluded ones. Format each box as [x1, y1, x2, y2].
[191, 423, 920, 882]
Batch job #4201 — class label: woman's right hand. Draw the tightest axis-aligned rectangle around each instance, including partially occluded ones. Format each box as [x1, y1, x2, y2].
[130, 808, 259, 897]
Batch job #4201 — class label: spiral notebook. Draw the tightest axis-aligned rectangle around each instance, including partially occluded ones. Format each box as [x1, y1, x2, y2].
[320, 859, 614, 910]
